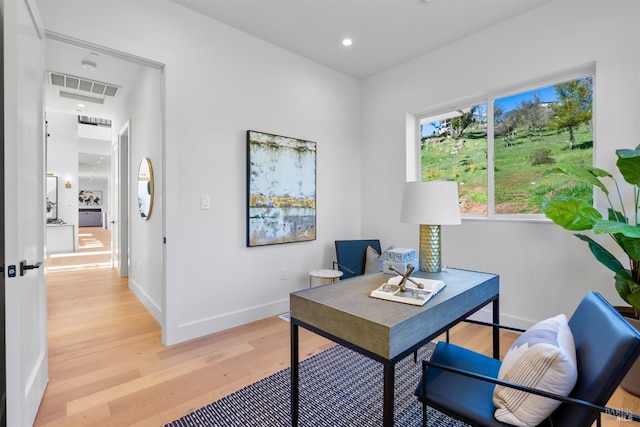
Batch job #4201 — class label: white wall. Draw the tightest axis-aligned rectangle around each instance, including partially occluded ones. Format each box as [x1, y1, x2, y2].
[361, 0, 640, 327]
[36, 0, 362, 344]
[112, 64, 164, 323]
[46, 112, 78, 235]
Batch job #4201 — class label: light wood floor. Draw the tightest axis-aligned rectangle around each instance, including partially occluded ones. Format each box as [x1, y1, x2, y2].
[35, 228, 640, 426]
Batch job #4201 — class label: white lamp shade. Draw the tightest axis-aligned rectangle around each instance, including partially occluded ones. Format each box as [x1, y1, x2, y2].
[400, 181, 461, 225]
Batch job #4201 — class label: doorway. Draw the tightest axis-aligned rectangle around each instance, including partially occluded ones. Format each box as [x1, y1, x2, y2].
[43, 33, 165, 336]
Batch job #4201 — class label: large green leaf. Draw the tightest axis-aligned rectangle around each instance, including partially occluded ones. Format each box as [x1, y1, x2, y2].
[542, 164, 611, 194]
[619, 235, 640, 261]
[593, 220, 640, 238]
[615, 272, 640, 312]
[608, 208, 628, 223]
[575, 234, 629, 278]
[616, 148, 640, 186]
[542, 197, 602, 230]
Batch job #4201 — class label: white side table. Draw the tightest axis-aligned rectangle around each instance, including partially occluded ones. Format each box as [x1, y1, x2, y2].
[309, 269, 344, 287]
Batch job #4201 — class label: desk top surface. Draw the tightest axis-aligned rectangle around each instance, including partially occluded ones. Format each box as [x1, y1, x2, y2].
[290, 267, 499, 359]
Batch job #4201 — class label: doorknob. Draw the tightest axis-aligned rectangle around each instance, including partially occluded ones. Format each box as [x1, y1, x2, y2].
[20, 260, 42, 276]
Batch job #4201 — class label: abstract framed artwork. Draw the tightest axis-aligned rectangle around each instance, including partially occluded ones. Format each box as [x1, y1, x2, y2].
[78, 190, 103, 206]
[247, 130, 316, 247]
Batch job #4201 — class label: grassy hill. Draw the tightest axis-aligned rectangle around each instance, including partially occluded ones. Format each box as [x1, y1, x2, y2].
[421, 123, 593, 214]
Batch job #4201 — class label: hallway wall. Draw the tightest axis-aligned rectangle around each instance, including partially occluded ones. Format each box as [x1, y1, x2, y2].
[36, 0, 363, 344]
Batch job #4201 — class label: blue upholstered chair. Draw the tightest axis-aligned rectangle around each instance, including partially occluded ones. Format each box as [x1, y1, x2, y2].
[333, 239, 381, 279]
[416, 292, 640, 427]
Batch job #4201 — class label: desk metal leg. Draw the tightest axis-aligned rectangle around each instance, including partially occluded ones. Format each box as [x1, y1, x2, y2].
[493, 296, 500, 359]
[291, 321, 300, 426]
[383, 360, 395, 426]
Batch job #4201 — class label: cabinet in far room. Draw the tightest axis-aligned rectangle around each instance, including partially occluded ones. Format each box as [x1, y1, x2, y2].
[79, 208, 103, 227]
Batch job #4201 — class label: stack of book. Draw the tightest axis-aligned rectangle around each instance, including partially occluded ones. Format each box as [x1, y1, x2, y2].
[382, 248, 419, 275]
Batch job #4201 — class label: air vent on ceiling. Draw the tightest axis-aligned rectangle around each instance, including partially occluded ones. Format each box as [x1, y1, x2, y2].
[48, 71, 120, 98]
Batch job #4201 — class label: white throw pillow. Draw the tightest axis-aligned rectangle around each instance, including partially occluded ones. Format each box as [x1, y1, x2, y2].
[364, 245, 392, 274]
[493, 314, 577, 426]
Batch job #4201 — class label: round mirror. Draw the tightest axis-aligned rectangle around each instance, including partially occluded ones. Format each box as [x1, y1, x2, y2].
[138, 157, 154, 220]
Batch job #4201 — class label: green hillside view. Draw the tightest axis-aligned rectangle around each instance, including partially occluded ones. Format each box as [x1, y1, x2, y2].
[421, 124, 593, 214]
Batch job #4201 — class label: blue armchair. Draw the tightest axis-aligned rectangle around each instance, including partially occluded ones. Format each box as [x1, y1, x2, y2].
[333, 239, 381, 279]
[416, 292, 640, 426]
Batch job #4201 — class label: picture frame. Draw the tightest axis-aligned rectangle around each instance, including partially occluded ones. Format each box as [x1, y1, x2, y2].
[78, 190, 103, 206]
[247, 130, 316, 247]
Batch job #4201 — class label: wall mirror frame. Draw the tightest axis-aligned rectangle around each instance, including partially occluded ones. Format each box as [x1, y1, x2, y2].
[46, 175, 58, 223]
[138, 157, 154, 220]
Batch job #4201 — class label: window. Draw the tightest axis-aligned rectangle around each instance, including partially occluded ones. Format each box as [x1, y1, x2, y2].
[420, 74, 593, 216]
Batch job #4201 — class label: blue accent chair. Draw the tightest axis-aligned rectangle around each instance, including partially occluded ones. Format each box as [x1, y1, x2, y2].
[333, 239, 381, 279]
[416, 292, 640, 426]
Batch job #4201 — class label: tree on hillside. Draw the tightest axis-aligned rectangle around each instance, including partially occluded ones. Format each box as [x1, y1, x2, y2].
[449, 106, 477, 139]
[517, 95, 552, 140]
[548, 78, 592, 149]
[494, 108, 518, 144]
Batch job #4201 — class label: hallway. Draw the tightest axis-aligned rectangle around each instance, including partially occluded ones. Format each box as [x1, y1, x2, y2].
[38, 227, 163, 425]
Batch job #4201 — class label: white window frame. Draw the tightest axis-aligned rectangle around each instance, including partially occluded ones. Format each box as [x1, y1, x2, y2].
[412, 62, 596, 221]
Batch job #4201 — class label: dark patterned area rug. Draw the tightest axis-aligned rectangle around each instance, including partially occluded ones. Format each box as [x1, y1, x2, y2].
[165, 342, 469, 427]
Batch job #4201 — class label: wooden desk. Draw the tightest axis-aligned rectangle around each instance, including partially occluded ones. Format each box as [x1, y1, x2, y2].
[290, 268, 499, 427]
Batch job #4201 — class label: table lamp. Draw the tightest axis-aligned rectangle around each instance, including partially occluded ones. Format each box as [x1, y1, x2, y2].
[400, 181, 461, 272]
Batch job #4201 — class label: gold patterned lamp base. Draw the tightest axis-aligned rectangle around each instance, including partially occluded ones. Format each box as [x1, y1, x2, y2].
[419, 224, 442, 272]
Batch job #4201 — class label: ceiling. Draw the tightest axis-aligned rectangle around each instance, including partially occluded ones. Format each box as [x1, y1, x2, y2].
[169, 0, 551, 80]
[44, 0, 551, 180]
[45, 37, 145, 182]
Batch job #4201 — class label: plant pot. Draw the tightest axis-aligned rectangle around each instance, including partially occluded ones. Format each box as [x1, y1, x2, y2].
[617, 306, 640, 397]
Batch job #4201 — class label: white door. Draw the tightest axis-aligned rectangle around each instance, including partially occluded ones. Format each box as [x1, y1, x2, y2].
[3, 0, 48, 425]
[111, 137, 120, 271]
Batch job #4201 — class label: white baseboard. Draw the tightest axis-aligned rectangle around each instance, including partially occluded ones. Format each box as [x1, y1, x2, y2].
[467, 306, 535, 330]
[128, 278, 162, 325]
[166, 298, 290, 345]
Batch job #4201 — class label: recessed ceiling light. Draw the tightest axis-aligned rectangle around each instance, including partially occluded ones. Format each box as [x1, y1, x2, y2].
[342, 38, 353, 47]
[81, 60, 97, 71]
[77, 103, 85, 108]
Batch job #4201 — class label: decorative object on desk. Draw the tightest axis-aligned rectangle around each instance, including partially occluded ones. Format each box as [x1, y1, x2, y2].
[137, 157, 154, 220]
[387, 263, 420, 291]
[542, 147, 640, 395]
[383, 248, 418, 275]
[164, 343, 468, 427]
[369, 272, 446, 306]
[383, 259, 419, 275]
[385, 247, 416, 263]
[247, 130, 316, 247]
[78, 189, 102, 206]
[46, 175, 58, 221]
[400, 181, 461, 272]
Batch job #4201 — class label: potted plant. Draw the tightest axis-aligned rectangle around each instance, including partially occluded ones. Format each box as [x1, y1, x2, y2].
[542, 146, 640, 396]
